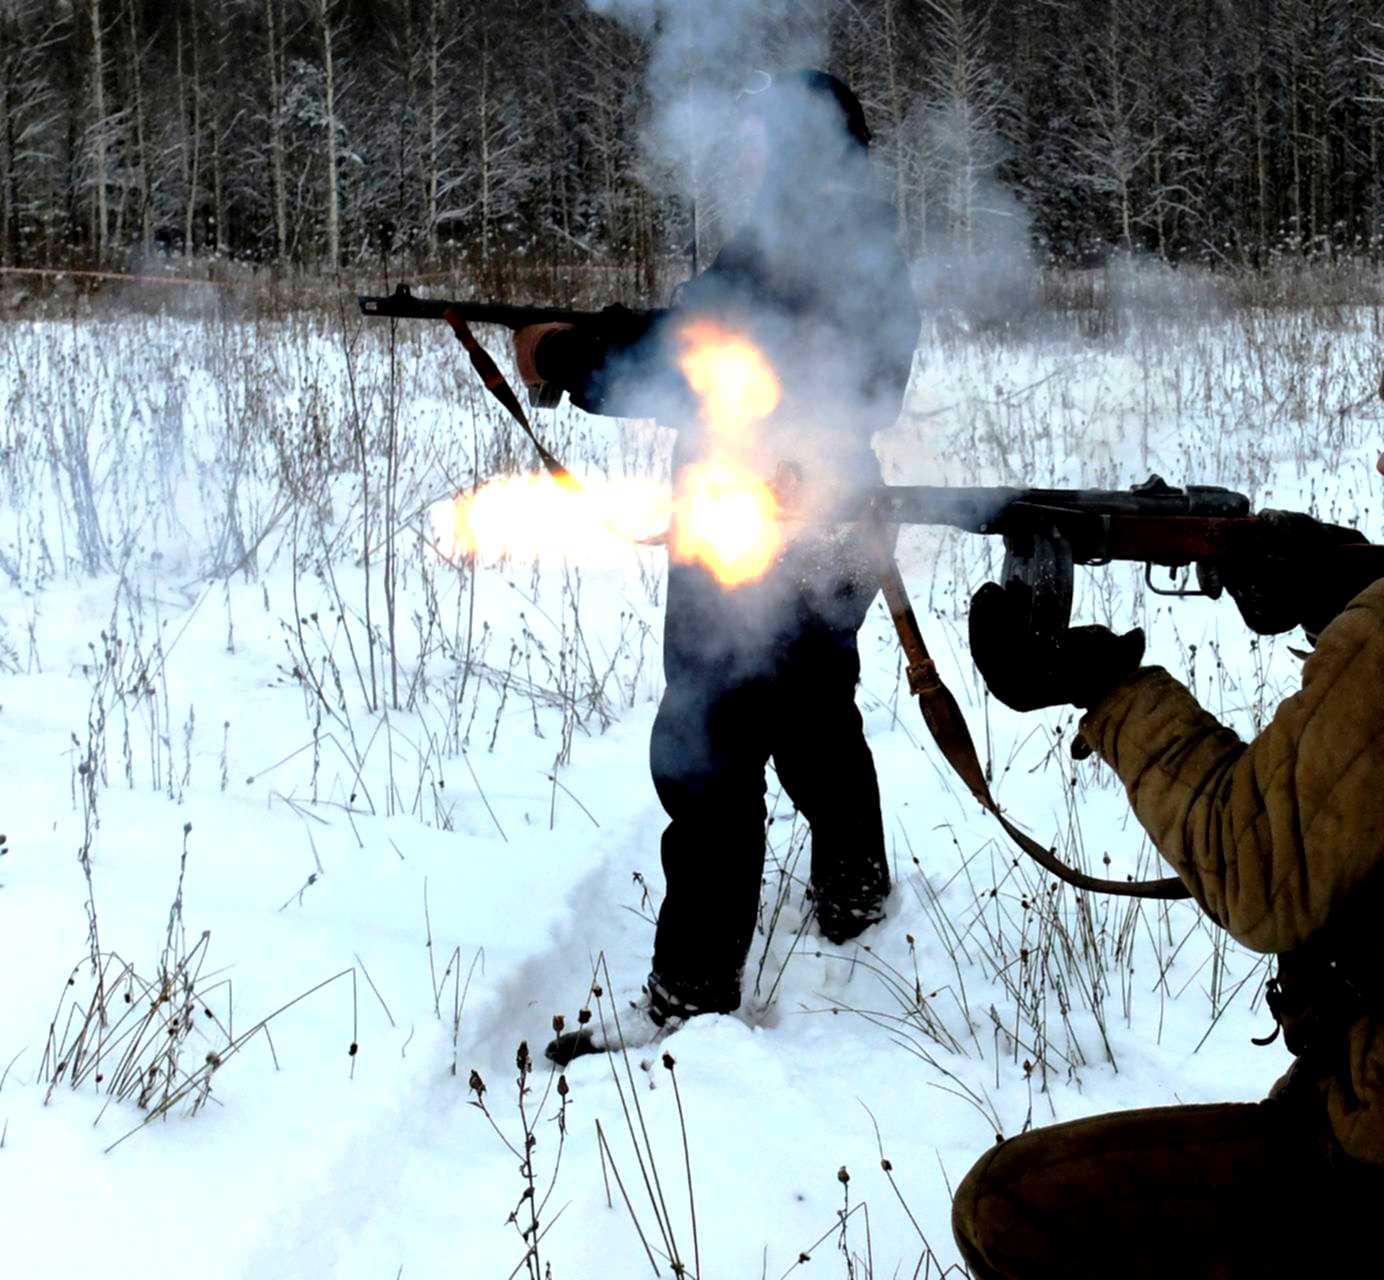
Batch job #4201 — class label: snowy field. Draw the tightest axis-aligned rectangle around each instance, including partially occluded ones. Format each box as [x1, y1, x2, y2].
[1, 282, 1381, 1278]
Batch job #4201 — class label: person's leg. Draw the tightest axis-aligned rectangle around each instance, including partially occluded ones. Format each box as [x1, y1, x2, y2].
[951, 1098, 1343, 1280]
[769, 614, 888, 943]
[647, 567, 775, 1016]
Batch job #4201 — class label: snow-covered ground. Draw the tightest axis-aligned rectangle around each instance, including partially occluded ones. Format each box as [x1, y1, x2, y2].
[1, 289, 1380, 1278]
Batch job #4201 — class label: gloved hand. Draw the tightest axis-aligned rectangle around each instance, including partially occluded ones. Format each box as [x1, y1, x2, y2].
[969, 581, 1146, 712]
[1218, 509, 1367, 639]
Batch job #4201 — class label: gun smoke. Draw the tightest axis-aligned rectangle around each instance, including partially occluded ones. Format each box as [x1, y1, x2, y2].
[578, 0, 1053, 491]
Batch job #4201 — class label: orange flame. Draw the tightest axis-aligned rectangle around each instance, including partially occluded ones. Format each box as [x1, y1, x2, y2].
[428, 322, 789, 588]
[670, 321, 786, 587]
[430, 473, 669, 566]
[676, 320, 782, 440]
[669, 458, 782, 588]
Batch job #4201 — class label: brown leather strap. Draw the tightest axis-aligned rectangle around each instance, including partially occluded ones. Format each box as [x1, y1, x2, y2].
[878, 557, 1191, 900]
[441, 307, 577, 489]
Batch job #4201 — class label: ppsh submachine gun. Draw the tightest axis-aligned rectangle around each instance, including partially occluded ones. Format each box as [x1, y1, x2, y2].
[361, 283, 646, 475]
[832, 478, 1384, 900]
[361, 284, 1384, 899]
[360, 283, 658, 407]
[359, 281, 658, 336]
[845, 477, 1384, 648]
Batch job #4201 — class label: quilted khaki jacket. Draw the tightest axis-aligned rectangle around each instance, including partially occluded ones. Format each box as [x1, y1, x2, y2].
[1078, 578, 1384, 1167]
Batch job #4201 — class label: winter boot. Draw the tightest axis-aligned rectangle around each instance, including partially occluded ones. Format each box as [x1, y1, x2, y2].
[545, 986, 685, 1067]
[812, 884, 888, 945]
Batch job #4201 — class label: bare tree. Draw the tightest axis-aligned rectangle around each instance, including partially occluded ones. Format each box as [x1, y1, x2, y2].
[1, 1, 62, 266]
[877, 0, 912, 241]
[263, 0, 288, 261]
[829, 0, 926, 249]
[914, 0, 1009, 251]
[421, 0, 446, 255]
[1363, 13, 1384, 252]
[314, 0, 339, 268]
[0, 5, 19, 264]
[174, 0, 202, 255]
[1063, 2, 1155, 252]
[1242, 3, 1274, 255]
[85, 0, 111, 261]
[202, 0, 230, 256]
[434, 1, 532, 268]
[474, 7, 499, 265]
[1269, 0, 1314, 245]
[119, 0, 153, 253]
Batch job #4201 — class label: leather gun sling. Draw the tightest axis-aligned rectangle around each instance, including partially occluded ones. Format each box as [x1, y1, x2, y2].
[877, 557, 1191, 900]
[441, 307, 577, 488]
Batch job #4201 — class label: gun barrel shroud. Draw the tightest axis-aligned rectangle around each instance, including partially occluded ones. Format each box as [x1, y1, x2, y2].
[852, 484, 1384, 573]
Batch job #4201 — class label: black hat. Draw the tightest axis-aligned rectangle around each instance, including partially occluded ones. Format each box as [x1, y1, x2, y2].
[792, 69, 871, 148]
[743, 68, 872, 149]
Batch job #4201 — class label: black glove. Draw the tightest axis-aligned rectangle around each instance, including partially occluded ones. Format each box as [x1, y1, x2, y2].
[969, 581, 1146, 713]
[1218, 510, 1368, 640]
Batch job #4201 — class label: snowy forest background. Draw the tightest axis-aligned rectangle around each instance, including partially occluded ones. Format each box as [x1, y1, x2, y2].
[6, 0, 1384, 277]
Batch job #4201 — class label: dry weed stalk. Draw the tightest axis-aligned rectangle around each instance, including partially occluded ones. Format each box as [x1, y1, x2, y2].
[467, 1039, 572, 1280]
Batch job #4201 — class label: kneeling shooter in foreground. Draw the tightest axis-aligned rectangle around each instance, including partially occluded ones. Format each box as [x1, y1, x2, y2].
[953, 453, 1384, 1279]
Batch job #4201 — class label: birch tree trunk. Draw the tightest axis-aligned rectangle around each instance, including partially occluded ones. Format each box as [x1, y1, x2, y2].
[207, 1, 225, 255]
[264, 0, 287, 262]
[177, 0, 202, 257]
[317, 0, 341, 269]
[478, 18, 492, 266]
[122, 0, 151, 253]
[88, 0, 108, 262]
[1, 16, 14, 266]
[424, 0, 440, 256]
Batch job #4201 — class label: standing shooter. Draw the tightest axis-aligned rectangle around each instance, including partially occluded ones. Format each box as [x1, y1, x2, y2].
[513, 70, 921, 1062]
[953, 452, 1384, 1278]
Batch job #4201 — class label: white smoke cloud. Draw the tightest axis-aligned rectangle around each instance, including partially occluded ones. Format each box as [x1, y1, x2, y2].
[585, 0, 825, 99]
[580, 0, 921, 519]
[586, 0, 826, 209]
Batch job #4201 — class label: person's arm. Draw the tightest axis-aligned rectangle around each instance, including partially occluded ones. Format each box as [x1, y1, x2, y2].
[1077, 580, 1384, 953]
[513, 306, 673, 416]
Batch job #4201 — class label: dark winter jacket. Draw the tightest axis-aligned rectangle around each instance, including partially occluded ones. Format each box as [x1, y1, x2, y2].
[537, 183, 919, 620]
[538, 184, 920, 492]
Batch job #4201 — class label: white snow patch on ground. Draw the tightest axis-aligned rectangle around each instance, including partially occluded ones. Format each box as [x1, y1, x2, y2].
[0, 302, 1379, 1277]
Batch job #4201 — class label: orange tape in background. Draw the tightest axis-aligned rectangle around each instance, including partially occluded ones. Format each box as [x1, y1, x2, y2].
[0, 265, 470, 302]
[0, 265, 243, 289]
